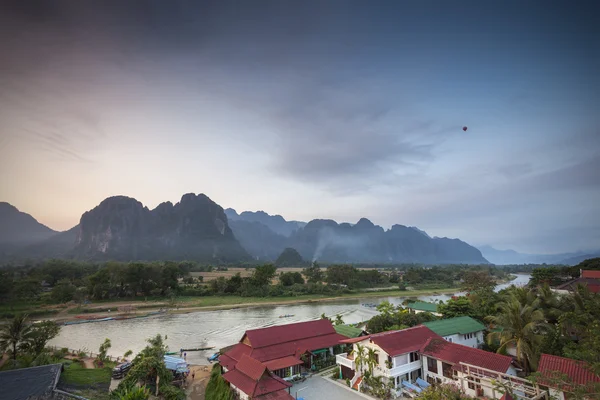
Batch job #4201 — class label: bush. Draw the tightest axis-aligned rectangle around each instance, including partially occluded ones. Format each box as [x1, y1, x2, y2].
[331, 367, 340, 379]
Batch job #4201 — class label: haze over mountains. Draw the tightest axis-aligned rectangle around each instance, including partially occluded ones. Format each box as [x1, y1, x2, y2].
[478, 245, 600, 266]
[1, 193, 589, 266]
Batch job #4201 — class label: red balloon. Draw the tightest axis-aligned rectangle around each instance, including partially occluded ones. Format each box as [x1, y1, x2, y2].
[462, 126, 468, 131]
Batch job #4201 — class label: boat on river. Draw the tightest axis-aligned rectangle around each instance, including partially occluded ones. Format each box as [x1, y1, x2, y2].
[278, 314, 294, 318]
[64, 317, 114, 326]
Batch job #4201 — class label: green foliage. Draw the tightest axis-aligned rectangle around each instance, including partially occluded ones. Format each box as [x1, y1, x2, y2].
[438, 297, 476, 319]
[205, 364, 232, 400]
[50, 279, 77, 303]
[366, 308, 436, 333]
[98, 338, 112, 362]
[418, 383, 472, 399]
[334, 314, 344, 325]
[279, 271, 305, 286]
[20, 320, 61, 356]
[0, 314, 32, 360]
[61, 360, 112, 386]
[252, 264, 277, 287]
[115, 385, 151, 400]
[461, 270, 496, 292]
[159, 384, 186, 400]
[302, 263, 324, 283]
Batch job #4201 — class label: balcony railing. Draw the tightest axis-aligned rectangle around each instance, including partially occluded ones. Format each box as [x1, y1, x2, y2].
[336, 353, 356, 370]
[381, 360, 422, 377]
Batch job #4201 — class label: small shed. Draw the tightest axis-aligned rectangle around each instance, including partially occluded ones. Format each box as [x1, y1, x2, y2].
[164, 355, 189, 373]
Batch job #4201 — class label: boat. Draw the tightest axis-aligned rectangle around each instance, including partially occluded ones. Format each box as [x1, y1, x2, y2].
[207, 352, 219, 362]
[180, 347, 214, 352]
[63, 317, 114, 326]
[166, 351, 179, 355]
[278, 314, 294, 318]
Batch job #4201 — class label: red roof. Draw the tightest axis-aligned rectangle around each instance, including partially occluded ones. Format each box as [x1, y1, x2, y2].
[256, 391, 294, 400]
[244, 319, 337, 348]
[218, 353, 237, 371]
[500, 394, 514, 400]
[582, 270, 600, 279]
[264, 356, 303, 371]
[420, 338, 512, 373]
[222, 355, 291, 398]
[370, 326, 441, 356]
[223, 320, 345, 367]
[556, 278, 600, 293]
[538, 354, 600, 390]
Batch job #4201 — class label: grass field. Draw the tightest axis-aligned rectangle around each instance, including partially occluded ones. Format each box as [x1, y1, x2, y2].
[60, 360, 112, 386]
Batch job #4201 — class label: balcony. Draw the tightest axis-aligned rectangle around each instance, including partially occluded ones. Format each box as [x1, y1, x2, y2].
[336, 353, 356, 370]
[381, 360, 422, 377]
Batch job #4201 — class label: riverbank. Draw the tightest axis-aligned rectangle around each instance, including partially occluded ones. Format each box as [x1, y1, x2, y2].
[36, 287, 460, 324]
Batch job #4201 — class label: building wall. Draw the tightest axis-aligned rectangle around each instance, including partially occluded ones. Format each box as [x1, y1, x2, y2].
[230, 384, 249, 400]
[443, 331, 484, 348]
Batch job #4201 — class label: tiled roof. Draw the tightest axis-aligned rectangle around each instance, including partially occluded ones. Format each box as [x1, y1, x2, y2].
[237, 354, 267, 381]
[256, 390, 295, 400]
[264, 356, 303, 371]
[250, 333, 344, 362]
[222, 355, 291, 398]
[370, 326, 441, 356]
[0, 363, 62, 400]
[334, 324, 366, 338]
[218, 353, 237, 371]
[420, 338, 512, 373]
[244, 319, 336, 348]
[538, 354, 600, 390]
[555, 278, 600, 293]
[500, 394, 514, 400]
[582, 270, 600, 279]
[406, 301, 438, 312]
[422, 316, 485, 337]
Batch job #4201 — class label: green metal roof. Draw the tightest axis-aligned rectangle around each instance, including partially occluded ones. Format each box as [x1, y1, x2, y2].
[406, 301, 439, 312]
[422, 316, 486, 337]
[334, 324, 365, 338]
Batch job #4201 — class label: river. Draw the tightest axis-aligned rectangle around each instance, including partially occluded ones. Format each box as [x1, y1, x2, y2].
[49, 273, 530, 365]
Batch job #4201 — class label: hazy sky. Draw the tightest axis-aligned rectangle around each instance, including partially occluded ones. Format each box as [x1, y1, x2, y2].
[0, 1, 598, 254]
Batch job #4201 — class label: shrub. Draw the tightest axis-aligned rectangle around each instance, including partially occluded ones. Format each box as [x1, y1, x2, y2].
[331, 367, 340, 379]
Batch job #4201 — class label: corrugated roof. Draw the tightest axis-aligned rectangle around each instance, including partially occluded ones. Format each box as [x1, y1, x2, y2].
[538, 354, 600, 390]
[334, 324, 365, 338]
[0, 363, 62, 400]
[370, 326, 442, 356]
[555, 278, 600, 293]
[245, 319, 336, 348]
[222, 356, 291, 398]
[407, 301, 438, 312]
[420, 338, 512, 373]
[264, 356, 303, 371]
[422, 316, 485, 337]
[256, 391, 295, 400]
[237, 354, 267, 381]
[582, 270, 600, 279]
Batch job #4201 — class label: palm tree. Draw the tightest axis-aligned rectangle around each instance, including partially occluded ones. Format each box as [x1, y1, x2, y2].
[486, 297, 549, 373]
[354, 344, 366, 374]
[366, 348, 378, 375]
[0, 314, 32, 360]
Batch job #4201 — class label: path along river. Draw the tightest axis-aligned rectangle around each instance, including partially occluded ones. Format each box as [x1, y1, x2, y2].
[49, 274, 530, 365]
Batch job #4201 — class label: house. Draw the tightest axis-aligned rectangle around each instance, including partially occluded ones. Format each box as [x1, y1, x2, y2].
[0, 363, 62, 400]
[336, 325, 442, 394]
[537, 354, 600, 400]
[554, 270, 600, 294]
[334, 324, 368, 339]
[420, 338, 517, 398]
[219, 319, 346, 380]
[422, 316, 486, 348]
[405, 301, 442, 316]
[222, 355, 293, 400]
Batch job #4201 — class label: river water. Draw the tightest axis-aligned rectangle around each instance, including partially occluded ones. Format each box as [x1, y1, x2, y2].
[49, 273, 530, 365]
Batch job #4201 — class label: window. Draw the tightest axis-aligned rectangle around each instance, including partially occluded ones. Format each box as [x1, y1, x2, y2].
[468, 378, 481, 390]
[447, 337, 453, 342]
[442, 362, 454, 379]
[427, 357, 438, 374]
[410, 352, 420, 362]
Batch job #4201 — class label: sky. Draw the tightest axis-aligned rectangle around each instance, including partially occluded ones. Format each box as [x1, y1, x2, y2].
[0, 0, 598, 254]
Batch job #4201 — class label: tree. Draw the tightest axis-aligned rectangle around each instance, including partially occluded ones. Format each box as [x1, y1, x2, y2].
[419, 383, 472, 399]
[366, 348, 378, 375]
[205, 364, 233, 400]
[112, 384, 150, 400]
[334, 314, 344, 326]
[279, 272, 305, 286]
[252, 264, 277, 287]
[0, 314, 32, 360]
[302, 263, 324, 283]
[98, 338, 112, 362]
[123, 350, 133, 360]
[354, 344, 366, 374]
[438, 297, 475, 319]
[462, 271, 495, 292]
[21, 321, 60, 356]
[375, 301, 396, 317]
[320, 313, 332, 322]
[486, 296, 549, 373]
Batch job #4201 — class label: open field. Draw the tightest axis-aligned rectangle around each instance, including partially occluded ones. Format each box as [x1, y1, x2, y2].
[189, 266, 381, 282]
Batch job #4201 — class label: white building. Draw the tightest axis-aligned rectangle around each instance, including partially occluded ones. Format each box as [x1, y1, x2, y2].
[422, 316, 486, 348]
[420, 338, 517, 398]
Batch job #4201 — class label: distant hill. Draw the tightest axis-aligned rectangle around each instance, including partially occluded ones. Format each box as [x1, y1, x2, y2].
[478, 245, 599, 266]
[0, 202, 57, 259]
[225, 208, 305, 237]
[275, 248, 306, 267]
[2, 196, 488, 265]
[72, 194, 249, 262]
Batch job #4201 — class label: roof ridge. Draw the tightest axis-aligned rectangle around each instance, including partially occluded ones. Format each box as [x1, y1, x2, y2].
[371, 325, 427, 337]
